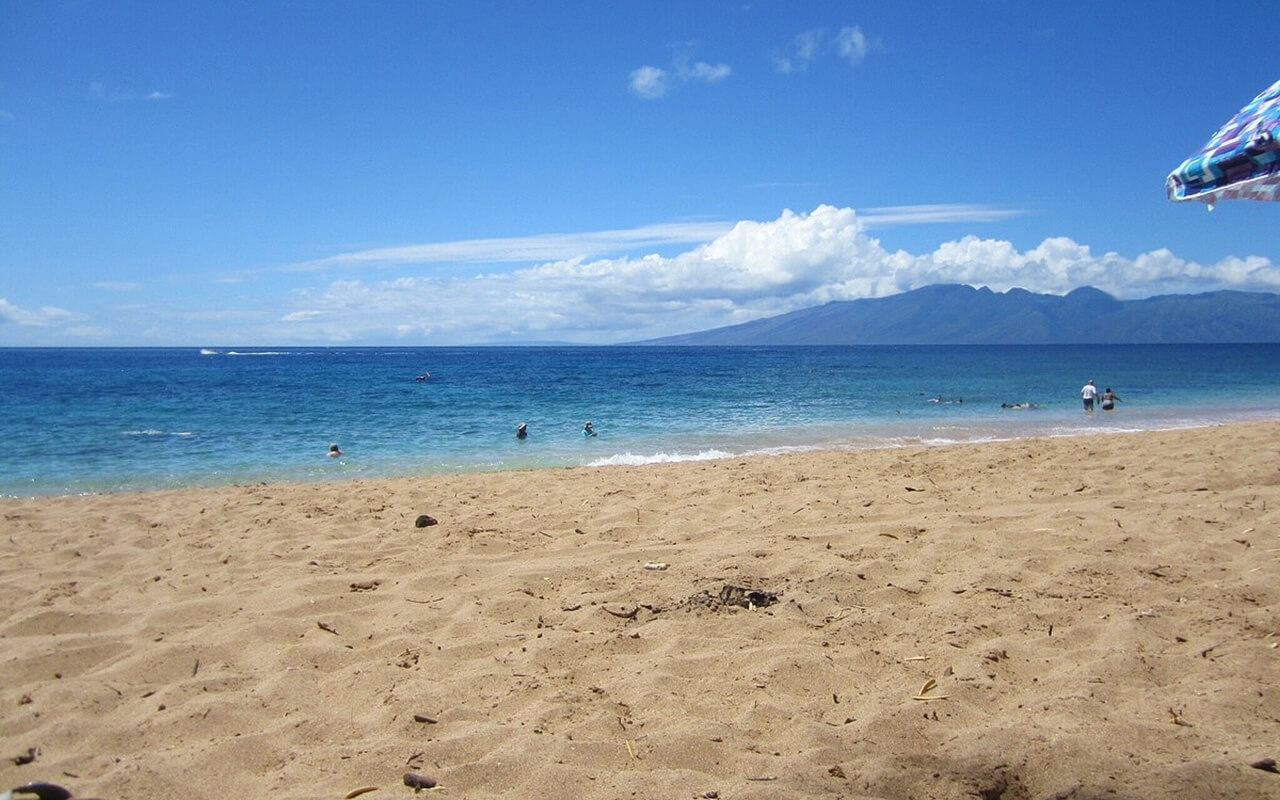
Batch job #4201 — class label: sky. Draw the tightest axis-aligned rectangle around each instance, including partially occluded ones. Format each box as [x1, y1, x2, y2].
[3, 1, 1279, 346]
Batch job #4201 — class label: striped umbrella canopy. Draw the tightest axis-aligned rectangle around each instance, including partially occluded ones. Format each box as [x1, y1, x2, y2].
[1167, 78, 1280, 208]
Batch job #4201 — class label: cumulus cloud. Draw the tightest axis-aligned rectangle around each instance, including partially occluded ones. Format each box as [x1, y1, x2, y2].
[298, 206, 1018, 274]
[273, 205, 1280, 344]
[629, 66, 669, 99]
[629, 50, 730, 99]
[7, 206, 1277, 346]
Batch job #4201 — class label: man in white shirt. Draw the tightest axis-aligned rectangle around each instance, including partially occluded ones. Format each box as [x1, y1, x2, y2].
[1081, 379, 1098, 411]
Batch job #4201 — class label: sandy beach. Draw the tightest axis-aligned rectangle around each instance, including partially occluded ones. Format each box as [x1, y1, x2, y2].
[2, 423, 1278, 800]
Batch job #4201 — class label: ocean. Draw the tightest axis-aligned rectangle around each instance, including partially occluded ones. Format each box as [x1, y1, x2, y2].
[3, 344, 1278, 497]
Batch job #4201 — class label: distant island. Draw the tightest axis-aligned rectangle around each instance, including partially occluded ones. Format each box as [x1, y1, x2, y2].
[634, 285, 1280, 345]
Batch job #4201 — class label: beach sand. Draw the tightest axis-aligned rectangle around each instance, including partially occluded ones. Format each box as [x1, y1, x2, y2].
[2, 423, 1278, 800]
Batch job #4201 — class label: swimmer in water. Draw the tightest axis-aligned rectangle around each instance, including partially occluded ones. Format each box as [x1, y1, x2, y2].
[516, 422, 528, 439]
[582, 421, 596, 437]
[328, 443, 343, 457]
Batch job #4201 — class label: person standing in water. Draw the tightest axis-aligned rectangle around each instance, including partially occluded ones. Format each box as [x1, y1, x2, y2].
[1081, 379, 1098, 411]
[1100, 388, 1121, 410]
[516, 422, 528, 439]
[582, 421, 596, 437]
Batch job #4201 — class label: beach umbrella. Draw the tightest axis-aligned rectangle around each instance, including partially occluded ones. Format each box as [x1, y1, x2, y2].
[1166, 77, 1280, 208]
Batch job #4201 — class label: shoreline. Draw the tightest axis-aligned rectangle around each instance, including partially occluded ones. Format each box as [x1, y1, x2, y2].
[2, 422, 1278, 799]
[8, 414, 1279, 500]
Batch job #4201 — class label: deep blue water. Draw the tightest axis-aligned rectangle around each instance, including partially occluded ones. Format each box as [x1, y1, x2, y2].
[2, 344, 1278, 497]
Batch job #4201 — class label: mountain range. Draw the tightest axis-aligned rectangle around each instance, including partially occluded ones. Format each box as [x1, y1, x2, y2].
[637, 285, 1280, 345]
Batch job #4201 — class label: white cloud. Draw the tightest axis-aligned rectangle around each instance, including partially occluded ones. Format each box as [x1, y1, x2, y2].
[268, 205, 1280, 344]
[775, 29, 824, 74]
[296, 220, 740, 270]
[297, 205, 1017, 273]
[7, 206, 1277, 346]
[776, 26, 877, 73]
[282, 310, 325, 322]
[908, 233, 1280, 298]
[835, 26, 869, 65]
[629, 66, 669, 99]
[0, 298, 86, 327]
[630, 50, 731, 98]
[676, 58, 731, 83]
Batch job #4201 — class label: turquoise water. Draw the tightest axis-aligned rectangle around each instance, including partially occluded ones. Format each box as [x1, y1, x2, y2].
[2, 344, 1278, 497]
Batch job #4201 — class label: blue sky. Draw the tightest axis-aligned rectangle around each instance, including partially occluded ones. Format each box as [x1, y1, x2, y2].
[3, 1, 1278, 346]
